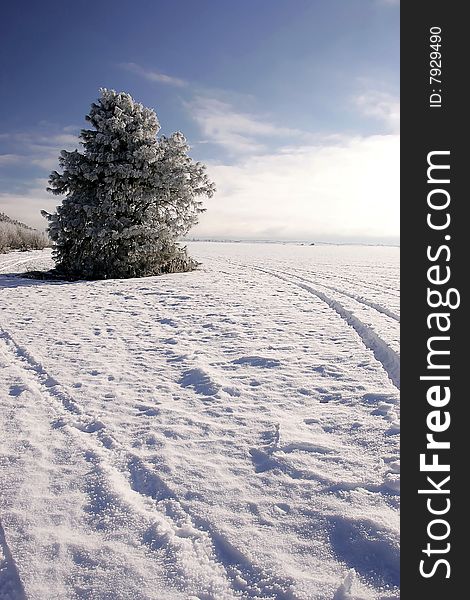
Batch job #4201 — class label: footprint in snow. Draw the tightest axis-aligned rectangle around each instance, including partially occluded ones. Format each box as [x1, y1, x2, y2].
[281, 441, 333, 455]
[222, 386, 241, 397]
[319, 393, 342, 403]
[158, 317, 178, 328]
[9, 384, 28, 397]
[178, 368, 221, 396]
[52, 416, 104, 434]
[249, 425, 280, 472]
[249, 448, 278, 473]
[233, 356, 281, 368]
[71, 419, 105, 434]
[362, 392, 399, 406]
[274, 503, 291, 515]
[386, 421, 400, 436]
[260, 426, 280, 447]
[304, 418, 320, 426]
[312, 364, 344, 379]
[135, 405, 160, 417]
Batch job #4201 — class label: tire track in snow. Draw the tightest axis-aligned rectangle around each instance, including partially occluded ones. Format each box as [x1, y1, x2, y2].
[0, 329, 82, 415]
[0, 328, 301, 600]
[0, 253, 46, 275]
[126, 457, 300, 600]
[282, 271, 400, 322]
[252, 268, 400, 390]
[287, 265, 400, 300]
[0, 328, 238, 599]
[0, 329, 237, 599]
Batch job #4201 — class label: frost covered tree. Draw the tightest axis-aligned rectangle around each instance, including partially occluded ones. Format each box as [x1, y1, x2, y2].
[42, 89, 215, 279]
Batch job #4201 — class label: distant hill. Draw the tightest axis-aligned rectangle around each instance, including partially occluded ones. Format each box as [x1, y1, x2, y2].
[0, 212, 49, 252]
[0, 212, 35, 231]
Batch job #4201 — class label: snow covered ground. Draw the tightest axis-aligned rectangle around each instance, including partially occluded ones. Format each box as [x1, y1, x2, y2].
[0, 243, 399, 600]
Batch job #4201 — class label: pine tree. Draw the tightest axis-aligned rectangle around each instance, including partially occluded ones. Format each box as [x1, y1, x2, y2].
[42, 89, 215, 279]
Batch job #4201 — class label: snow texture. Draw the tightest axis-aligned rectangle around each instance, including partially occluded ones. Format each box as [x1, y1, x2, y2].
[0, 243, 399, 599]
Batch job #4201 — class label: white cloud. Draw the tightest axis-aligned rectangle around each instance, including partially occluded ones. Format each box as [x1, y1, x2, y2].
[194, 134, 399, 242]
[0, 128, 78, 227]
[120, 62, 187, 87]
[185, 96, 305, 154]
[0, 92, 399, 242]
[355, 90, 400, 133]
[185, 91, 399, 242]
[0, 130, 79, 173]
[0, 179, 55, 230]
[1, 134, 399, 241]
[0, 154, 22, 165]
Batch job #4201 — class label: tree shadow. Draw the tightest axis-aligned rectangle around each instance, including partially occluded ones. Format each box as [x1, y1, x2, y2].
[0, 519, 27, 600]
[0, 273, 77, 290]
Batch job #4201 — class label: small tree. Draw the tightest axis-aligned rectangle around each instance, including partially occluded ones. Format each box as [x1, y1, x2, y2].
[42, 89, 215, 279]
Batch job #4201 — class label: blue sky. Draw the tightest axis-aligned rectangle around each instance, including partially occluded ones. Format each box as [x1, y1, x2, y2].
[0, 0, 399, 242]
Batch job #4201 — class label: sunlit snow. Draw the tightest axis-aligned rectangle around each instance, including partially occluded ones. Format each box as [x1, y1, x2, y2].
[0, 242, 399, 600]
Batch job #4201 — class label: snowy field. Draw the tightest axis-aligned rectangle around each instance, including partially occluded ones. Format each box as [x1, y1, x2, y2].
[0, 242, 399, 600]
